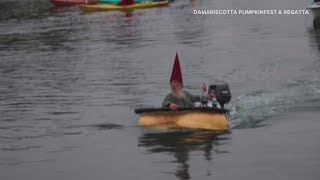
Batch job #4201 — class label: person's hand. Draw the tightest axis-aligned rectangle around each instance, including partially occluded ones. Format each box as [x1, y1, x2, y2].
[169, 102, 178, 111]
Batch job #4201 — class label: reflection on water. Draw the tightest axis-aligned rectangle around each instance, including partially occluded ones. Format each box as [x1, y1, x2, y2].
[0, 0, 51, 21]
[172, 0, 208, 45]
[313, 16, 320, 29]
[308, 26, 320, 53]
[307, 23, 320, 75]
[139, 130, 230, 180]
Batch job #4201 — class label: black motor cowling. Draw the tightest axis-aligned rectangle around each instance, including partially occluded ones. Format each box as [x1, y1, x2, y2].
[208, 83, 231, 108]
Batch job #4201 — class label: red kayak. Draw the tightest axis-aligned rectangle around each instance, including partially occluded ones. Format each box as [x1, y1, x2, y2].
[49, 0, 98, 7]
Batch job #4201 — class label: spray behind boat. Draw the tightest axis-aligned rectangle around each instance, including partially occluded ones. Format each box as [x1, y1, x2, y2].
[207, 83, 232, 108]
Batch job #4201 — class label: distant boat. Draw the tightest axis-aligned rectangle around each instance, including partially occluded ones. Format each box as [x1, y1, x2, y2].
[79, 0, 169, 12]
[307, 0, 320, 19]
[99, 0, 151, 4]
[49, 0, 98, 7]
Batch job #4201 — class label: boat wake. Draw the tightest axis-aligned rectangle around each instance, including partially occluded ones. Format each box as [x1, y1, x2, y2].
[228, 78, 320, 129]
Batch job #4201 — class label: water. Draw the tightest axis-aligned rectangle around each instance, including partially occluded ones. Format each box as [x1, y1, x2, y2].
[1, 0, 320, 179]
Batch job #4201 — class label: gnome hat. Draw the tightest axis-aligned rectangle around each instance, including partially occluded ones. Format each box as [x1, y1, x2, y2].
[170, 53, 183, 86]
[117, 0, 134, 6]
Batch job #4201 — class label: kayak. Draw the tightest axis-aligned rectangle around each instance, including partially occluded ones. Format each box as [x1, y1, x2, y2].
[99, 0, 151, 4]
[79, 0, 169, 11]
[135, 107, 229, 131]
[49, 0, 98, 7]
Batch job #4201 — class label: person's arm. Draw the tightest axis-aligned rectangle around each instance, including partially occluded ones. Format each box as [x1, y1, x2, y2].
[185, 91, 208, 103]
[162, 94, 172, 107]
[162, 94, 178, 110]
[184, 91, 199, 102]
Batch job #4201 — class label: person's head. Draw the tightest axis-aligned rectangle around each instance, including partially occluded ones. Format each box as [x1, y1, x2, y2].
[170, 80, 183, 91]
[170, 80, 185, 99]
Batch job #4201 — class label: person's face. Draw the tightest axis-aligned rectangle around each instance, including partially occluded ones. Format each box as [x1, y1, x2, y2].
[170, 81, 182, 91]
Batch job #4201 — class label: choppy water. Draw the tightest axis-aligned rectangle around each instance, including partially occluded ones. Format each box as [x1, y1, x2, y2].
[1, 0, 320, 179]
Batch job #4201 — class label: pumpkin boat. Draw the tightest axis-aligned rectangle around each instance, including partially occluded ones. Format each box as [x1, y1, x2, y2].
[135, 107, 229, 131]
[79, 0, 169, 12]
[135, 84, 232, 131]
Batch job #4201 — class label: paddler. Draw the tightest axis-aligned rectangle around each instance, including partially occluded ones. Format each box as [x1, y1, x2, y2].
[162, 53, 206, 110]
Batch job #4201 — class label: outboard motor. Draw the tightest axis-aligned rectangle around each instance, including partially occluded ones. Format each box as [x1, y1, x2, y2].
[208, 83, 231, 108]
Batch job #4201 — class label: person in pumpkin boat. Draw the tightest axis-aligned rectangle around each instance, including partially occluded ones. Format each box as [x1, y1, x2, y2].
[162, 53, 206, 110]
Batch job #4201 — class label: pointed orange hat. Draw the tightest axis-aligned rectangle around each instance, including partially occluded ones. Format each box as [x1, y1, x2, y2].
[170, 53, 183, 86]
